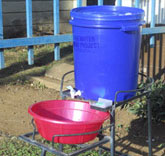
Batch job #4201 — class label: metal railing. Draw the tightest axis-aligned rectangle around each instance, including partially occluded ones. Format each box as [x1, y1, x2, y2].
[0, 0, 165, 72]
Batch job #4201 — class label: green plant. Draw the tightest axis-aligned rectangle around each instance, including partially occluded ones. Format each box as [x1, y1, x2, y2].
[117, 124, 123, 129]
[158, 143, 165, 148]
[0, 137, 110, 156]
[0, 137, 42, 156]
[32, 81, 46, 90]
[125, 126, 130, 132]
[127, 80, 165, 122]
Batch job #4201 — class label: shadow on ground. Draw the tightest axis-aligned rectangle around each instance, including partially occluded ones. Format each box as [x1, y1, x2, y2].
[0, 45, 73, 85]
[116, 118, 165, 156]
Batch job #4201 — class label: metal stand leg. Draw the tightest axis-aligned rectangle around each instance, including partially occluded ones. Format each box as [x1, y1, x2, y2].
[110, 105, 115, 156]
[99, 126, 103, 156]
[59, 144, 63, 152]
[41, 149, 47, 156]
[31, 119, 37, 140]
[147, 98, 152, 156]
[99, 148, 103, 155]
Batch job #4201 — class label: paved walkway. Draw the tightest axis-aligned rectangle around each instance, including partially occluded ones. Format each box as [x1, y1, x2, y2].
[31, 63, 74, 91]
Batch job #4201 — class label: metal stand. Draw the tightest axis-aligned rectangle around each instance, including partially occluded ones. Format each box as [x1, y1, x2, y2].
[147, 98, 152, 156]
[19, 71, 154, 156]
[60, 71, 154, 156]
[19, 121, 110, 156]
[41, 149, 47, 156]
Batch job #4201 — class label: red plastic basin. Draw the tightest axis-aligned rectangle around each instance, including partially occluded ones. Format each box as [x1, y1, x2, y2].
[28, 100, 109, 144]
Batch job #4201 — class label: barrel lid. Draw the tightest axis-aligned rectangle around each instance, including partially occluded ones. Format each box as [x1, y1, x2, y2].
[71, 6, 144, 21]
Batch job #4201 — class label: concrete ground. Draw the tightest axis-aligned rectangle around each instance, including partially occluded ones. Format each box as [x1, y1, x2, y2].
[30, 63, 74, 91]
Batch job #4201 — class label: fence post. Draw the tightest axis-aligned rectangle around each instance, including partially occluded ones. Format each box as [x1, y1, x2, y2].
[135, 0, 140, 8]
[150, 0, 156, 47]
[77, 0, 82, 7]
[53, 0, 60, 60]
[0, 0, 5, 69]
[26, 0, 34, 65]
[98, 0, 103, 6]
[116, 0, 122, 6]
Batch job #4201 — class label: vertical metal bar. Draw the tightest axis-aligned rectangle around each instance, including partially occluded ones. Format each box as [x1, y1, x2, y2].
[147, 35, 151, 77]
[146, 0, 150, 24]
[141, 36, 145, 82]
[41, 149, 47, 156]
[110, 106, 115, 156]
[135, 0, 140, 8]
[26, 0, 34, 65]
[0, 0, 4, 69]
[150, 0, 156, 47]
[140, 0, 143, 9]
[99, 125, 103, 155]
[0, 0, 2, 40]
[116, 0, 122, 6]
[98, 0, 103, 6]
[0, 52, 4, 69]
[158, 0, 161, 24]
[77, 0, 82, 7]
[31, 119, 36, 140]
[131, 0, 133, 7]
[152, 34, 156, 78]
[158, 34, 162, 78]
[53, 0, 60, 60]
[59, 144, 63, 152]
[110, 94, 118, 156]
[99, 148, 103, 155]
[147, 98, 152, 156]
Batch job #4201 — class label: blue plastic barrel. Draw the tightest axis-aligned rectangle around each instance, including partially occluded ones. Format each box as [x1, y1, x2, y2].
[70, 6, 144, 101]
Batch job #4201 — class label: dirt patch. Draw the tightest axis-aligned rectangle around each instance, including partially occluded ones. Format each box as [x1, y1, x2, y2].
[0, 84, 165, 156]
[0, 84, 60, 136]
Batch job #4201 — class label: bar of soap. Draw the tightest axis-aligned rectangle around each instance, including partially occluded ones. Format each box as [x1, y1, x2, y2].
[91, 98, 113, 109]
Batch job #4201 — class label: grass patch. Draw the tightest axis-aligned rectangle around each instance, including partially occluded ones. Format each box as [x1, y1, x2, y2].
[0, 43, 73, 85]
[0, 137, 110, 156]
[0, 137, 42, 156]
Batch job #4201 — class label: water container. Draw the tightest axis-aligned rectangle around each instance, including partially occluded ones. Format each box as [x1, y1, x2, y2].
[70, 6, 144, 101]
